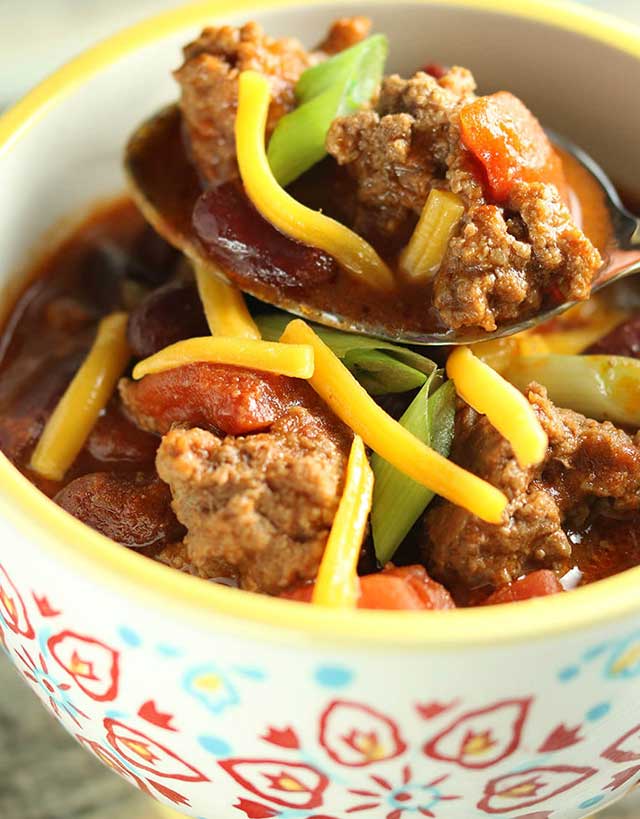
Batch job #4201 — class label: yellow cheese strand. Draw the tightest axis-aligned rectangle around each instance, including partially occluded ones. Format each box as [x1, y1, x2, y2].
[30, 312, 131, 481]
[194, 263, 261, 340]
[447, 345, 548, 468]
[399, 189, 465, 281]
[133, 336, 314, 380]
[281, 319, 507, 524]
[235, 70, 395, 292]
[312, 435, 373, 608]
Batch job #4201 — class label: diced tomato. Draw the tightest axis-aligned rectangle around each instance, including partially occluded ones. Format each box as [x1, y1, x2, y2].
[483, 569, 564, 606]
[459, 91, 568, 204]
[281, 565, 456, 611]
[359, 565, 456, 610]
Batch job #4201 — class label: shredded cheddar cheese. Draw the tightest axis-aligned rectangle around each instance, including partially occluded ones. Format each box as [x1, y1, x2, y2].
[194, 263, 261, 340]
[280, 319, 507, 524]
[133, 336, 314, 380]
[447, 346, 548, 468]
[235, 70, 395, 292]
[399, 189, 465, 282]
[30, 312, 131, 481]
[312, 435, 373, 608]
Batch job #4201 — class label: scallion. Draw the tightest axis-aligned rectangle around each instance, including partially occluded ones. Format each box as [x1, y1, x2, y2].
[267, 34, 388, 187]
[505, 354, 640, 427]
[371, 375, 456, 564]
[256, 311, 435, 394]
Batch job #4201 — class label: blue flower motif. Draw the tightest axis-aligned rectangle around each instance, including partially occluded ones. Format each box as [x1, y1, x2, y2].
[183, 664, 240, 715]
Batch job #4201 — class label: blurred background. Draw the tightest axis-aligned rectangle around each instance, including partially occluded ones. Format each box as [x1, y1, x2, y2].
[1, 0, 639, 817]
[1, 0, 640, 107]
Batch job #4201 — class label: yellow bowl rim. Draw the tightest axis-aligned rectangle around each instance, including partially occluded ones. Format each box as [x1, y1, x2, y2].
[1, 0, 640, 651]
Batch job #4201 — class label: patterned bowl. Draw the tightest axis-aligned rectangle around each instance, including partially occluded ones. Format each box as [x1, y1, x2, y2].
[0, 1, 639, 817]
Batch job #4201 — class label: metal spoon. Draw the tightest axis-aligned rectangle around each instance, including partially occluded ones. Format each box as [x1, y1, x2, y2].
[125, 106, 640, 345]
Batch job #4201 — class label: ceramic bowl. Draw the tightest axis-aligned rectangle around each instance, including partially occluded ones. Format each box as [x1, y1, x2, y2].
[1, 2, 639, 817]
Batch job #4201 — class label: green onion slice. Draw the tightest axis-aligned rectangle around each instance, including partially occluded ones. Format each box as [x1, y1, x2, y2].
[505, 354, 640, 427]
[371, 375, 456, 564]
[256, 312, 436, 394]
[267, 34, 388, 187]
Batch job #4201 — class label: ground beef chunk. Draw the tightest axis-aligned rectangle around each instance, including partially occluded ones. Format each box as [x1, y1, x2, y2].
[316, 16, 371, 54]
[327, 68, 601, 331]
[326, 70, 476, 240]
[55, 472, 184, 550]
[156, 407, 350, 594]
[510, 182, 600, 303]
[119, 364, 319, 437]
[435, 183, 601, 331]
[424, 383, 640, 589]
[433, 205, 534, 331]
[175, 22, 311, 185]
[175, 19, 369, 186]
[154, 541, 210, 578]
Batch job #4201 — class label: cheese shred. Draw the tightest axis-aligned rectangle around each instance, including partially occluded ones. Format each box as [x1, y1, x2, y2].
[312, 435, 373, 608]
[133, 336, 314, 380]
[194, 263, 261, 340]
[235, 70, 395, 292]
[399, 189, 465, 282]
[30, 312, 131, 481]
[447, 345, 548, 468]
[281, 319, 508, 524]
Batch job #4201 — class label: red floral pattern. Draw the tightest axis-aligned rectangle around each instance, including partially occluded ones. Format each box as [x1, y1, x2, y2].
[76, 734, 192, 806]
[0, 563, 34, 639]
[262, 726, 300, 749]
[0, 555, 637, 817]
[319, 700, 406, 767]
[48, 631, 119, 701]
[220, 759, 328, 809]
[138, 699, 176, 732]
[604, 766, 640, 792]
[602, 724, 640, 763]
[33, 593, 61, 617]
[104, 718, 208, 781]
[537, 723, 583, 752]
[424, 698, 531, 769]
[477, 765, 597, 814]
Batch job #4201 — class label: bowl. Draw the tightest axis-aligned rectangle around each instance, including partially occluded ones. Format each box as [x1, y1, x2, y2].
[1, 1, 640, 817]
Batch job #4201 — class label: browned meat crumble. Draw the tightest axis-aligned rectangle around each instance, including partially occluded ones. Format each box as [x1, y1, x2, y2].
[175, 18, 369, 186]
[424, 384, 640, 590]
[326, 70, 602, 332]
[316, 16, 372, 55]
[156, 407, 351, 594]
[155, 541, 210, 578]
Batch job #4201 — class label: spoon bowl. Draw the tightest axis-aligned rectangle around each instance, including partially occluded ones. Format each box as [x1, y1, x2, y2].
[126, 111, 640, 346]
